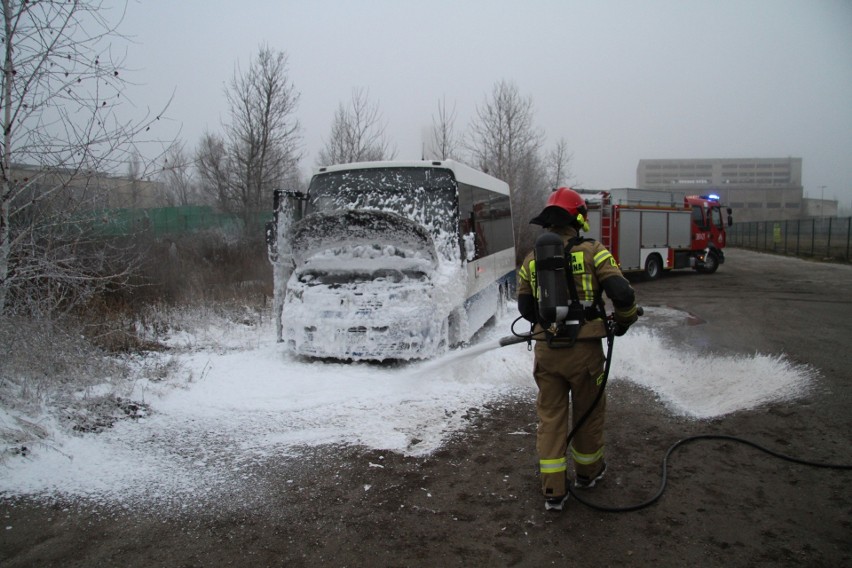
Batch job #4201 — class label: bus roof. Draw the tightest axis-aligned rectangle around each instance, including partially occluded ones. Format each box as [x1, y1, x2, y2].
[313, 160, 510, 197]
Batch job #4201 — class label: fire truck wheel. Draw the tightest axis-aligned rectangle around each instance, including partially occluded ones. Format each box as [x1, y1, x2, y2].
[644, 254, 663, 280]
[699, 251, 720, 274]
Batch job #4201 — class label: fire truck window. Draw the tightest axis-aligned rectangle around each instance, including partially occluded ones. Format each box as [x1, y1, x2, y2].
[691, 205, 707, 228]
[710, 206, 724, 229]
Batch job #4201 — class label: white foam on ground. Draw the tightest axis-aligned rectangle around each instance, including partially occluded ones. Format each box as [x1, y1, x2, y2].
[612, 327, 814, 418]
[0, 307, 814, 504]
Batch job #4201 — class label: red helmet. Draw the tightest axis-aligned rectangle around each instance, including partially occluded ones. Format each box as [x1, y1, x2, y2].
[546, 187, 587, 216]
[530, 187, 589, 230]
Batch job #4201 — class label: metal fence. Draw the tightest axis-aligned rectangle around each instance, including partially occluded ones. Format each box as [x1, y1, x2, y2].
[95, 206, 269, 237]
[727, 217, 852, 262]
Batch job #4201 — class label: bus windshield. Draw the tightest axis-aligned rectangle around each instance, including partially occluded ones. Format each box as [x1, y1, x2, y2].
[306, 167, 459, 236]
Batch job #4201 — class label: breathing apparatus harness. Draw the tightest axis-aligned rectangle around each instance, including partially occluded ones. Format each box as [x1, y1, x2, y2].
[509, 230, 611, 350]
[531, 231, 607, 348]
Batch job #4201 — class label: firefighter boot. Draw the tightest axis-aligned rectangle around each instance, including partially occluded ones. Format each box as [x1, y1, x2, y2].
[545, 493, 569, 512]
[575, 461, 607, 489]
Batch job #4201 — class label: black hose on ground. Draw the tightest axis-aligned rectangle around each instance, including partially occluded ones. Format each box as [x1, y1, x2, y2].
[568, 433, 852, 513]
[503, 312, 852, 514]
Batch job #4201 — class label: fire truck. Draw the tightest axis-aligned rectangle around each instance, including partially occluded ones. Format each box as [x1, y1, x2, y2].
[578, 188, 732, 279]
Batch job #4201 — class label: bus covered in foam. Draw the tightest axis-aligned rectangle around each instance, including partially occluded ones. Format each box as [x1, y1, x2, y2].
[266, 160, 515, 361]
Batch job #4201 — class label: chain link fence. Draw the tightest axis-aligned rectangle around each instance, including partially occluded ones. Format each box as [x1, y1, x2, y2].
[727, 217, 851, 262]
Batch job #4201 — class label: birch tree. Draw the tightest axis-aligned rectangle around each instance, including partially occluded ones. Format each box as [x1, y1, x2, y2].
[0, 0, 168, 316]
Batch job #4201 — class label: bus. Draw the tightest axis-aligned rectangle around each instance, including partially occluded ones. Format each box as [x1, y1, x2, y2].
[266, 160, 515, 361]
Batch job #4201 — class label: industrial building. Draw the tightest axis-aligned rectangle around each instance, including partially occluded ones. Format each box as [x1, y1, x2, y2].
[10, 163, 167, 209]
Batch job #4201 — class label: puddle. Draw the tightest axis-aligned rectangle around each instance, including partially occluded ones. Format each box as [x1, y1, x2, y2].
[635, 305, 706, 327]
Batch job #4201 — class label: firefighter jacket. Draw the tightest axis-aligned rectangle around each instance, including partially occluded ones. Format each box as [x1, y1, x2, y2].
[517, 226, 637, 341]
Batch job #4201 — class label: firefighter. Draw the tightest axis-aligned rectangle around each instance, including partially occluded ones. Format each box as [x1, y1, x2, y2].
[517, 187, 638, 511]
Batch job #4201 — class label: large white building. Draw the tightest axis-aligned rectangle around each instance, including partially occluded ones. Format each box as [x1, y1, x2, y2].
[635, 157, 835, 223]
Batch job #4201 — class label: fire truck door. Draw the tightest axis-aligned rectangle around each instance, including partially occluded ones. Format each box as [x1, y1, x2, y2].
[619, 211, 641, 270]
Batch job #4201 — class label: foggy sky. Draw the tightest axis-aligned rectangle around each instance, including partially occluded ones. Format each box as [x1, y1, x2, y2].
[121, 0, 852, 208]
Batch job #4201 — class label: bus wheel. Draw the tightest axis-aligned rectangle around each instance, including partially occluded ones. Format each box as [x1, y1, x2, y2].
[644, 254, 663, 280]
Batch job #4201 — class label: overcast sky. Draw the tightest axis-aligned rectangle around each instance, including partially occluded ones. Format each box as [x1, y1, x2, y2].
[120, 0, 852, 207]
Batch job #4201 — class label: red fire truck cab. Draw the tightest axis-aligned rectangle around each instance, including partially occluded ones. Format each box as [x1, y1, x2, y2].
[580, 188, 732, 280]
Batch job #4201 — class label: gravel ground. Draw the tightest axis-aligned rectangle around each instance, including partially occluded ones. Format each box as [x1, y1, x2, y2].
[2, 247, 851, 567]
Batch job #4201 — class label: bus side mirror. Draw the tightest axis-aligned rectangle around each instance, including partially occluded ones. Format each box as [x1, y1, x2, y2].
[274, 189, 306, 221]
[462, 232, 476, 262]
[265, 220, 277, 260]
[268, 189, 307, 264]
[461, 211, 477, 261]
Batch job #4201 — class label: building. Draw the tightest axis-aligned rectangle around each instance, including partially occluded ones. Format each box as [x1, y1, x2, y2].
[10, 163, 166, 209]
[635, 157, 831, 223]
[801, 197, 839, 218]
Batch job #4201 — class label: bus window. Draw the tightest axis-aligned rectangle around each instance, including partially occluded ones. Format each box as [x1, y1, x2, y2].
[458, 183, 511, 259]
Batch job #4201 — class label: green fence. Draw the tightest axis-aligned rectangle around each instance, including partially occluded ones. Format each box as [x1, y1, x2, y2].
[727, 217, 852, 262]
[95, 206, 269, 237]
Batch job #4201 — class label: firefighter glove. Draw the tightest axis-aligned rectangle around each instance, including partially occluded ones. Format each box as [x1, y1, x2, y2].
[612, 305, 640, 336]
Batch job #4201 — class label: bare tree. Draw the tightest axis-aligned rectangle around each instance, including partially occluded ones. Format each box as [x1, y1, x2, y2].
[160, 142, 198, 206]
[317, 87, 396, 165]
[195, 132, 229, 209]
[465, 80, 548, 262]
[425, 96, 460, 160]
[0, 0, 170, 316]
[196, 45, 302, 224]
[465, 80, 544, 188]
[512, 150, 553, 262]
[545, 137, 574, 189]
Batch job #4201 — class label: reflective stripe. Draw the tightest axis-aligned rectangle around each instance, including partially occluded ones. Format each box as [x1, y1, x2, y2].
[616, 305, 638, 319]
[529, 260, 538, 299]
[540, 457, 568, 474]
[595, 371, 605, 386]
[581, 273, 594, 302]
[571, 445, 604, 465]
[594, 249, 613, 268]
